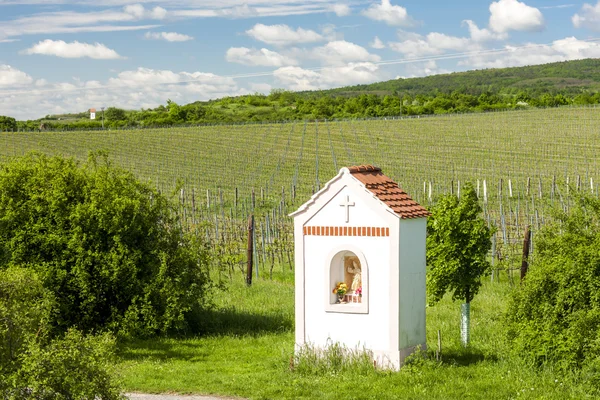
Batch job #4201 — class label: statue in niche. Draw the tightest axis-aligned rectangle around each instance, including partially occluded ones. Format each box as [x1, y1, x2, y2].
[344, 256, 362, 300]
[348, 260, 362, 292]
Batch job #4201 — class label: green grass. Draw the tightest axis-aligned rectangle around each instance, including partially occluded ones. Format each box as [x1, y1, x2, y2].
[117, 274, 598, 399]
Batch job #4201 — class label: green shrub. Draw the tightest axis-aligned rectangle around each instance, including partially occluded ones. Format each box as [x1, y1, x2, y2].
[0, 152, 212, 337]
[0, 267, 122, 399]
[507, 192, 600, 370]
[0, 267, 50, 373]
[16, 330, 123, 400]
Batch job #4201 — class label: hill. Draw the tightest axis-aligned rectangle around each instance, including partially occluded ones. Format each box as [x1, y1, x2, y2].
[328, 58, 600, 97]
[8, 58, 600, 131]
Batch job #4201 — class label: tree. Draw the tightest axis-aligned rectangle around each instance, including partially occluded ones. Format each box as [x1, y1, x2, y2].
[507, 192, 600, 373]
[104, 107, 127, 122]
[426, 183, 493, 346]
[0, 152, 212, 338]
[0, 116, 17, 132]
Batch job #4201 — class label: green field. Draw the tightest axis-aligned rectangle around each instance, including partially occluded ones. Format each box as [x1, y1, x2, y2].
[6, 105, 600, 398]
[118, 276, 598, 399]
[3, 106, 600, 270]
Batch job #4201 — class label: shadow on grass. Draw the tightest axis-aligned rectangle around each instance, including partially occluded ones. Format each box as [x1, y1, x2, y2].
[119, 339, 210, 362]
[195, 307, 293, 336]
[439, 348, 497, 366]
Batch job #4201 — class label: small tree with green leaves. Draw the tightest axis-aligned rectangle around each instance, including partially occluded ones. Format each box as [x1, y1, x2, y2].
[426, 183, 493, 346]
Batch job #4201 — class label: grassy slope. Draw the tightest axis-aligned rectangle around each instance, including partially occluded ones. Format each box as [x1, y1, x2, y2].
[118, 273, 596, 399]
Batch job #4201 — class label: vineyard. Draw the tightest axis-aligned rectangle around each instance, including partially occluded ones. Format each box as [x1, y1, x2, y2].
[4, 105, 600, 280]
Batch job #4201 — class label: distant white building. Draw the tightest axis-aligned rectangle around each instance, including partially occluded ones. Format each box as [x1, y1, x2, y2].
[290, 165, 429, 370]
[90, 108, 96, 120]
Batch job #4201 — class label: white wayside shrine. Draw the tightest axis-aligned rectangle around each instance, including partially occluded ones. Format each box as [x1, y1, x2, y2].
[290, 165, 430, 369]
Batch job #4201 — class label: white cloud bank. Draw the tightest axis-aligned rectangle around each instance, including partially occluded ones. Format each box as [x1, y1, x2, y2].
[0, 66, 248, 120]
[0, 65, 33, 87]
[226, 47, 297, 67]
[489, 0, 545, 33]
[331, 4, 351, 16]
[246, 23, 324, 46]
[370, 36, 385, 49]
[22, 40, 124, 59]
[274, 62, 381, 91]
[572, 1, 600, 31]
[310, 40, 381, 64]
[145, 32, 194, 42]
[361, 0, 415, 27]
[461, 37, 600, 68]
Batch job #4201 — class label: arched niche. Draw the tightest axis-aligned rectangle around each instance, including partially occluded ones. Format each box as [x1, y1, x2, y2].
[325, 246, 369, 314]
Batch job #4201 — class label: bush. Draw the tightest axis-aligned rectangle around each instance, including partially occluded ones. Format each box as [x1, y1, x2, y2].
[0, 152, 212, 337]
[0, 267, 50, 373]
[16, 330, 123, 400]
[0, 267, 122, 399]
[507, 192, 600, 370]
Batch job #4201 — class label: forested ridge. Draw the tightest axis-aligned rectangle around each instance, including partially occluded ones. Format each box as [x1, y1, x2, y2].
[4, 58, 600, 131]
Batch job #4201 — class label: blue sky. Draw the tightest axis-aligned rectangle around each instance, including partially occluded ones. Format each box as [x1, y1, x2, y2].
[1, 0, 599, 119]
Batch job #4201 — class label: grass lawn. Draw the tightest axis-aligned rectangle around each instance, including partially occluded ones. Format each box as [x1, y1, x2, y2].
[117, 273, 597, 399]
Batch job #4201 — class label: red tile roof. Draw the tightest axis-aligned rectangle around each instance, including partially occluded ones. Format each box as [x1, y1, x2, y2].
[348, 165, 430, 219]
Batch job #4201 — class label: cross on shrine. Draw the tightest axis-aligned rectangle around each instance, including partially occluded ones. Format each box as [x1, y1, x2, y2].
[339, 195, 355, 223]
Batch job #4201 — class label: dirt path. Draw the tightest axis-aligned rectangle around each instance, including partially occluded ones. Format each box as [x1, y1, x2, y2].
[126, 393, 244, 400]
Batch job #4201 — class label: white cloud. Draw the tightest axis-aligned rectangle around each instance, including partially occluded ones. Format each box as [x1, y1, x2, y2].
[370, 36, 385, 49]
[572, 1, 600, 31]
[22, 40, 124, 59]
[462, 20, 507, 42]
[310, 40, 381, 64]
[273, 62, 380, 91]
[0, 67, 248, 120]
[489, 0, 545, 33]
[0, 65, 33, 87]
[403, 60, 450, 78]
[461, 37, 600, 68]
[226, 47, 297, 67]
[246, 23, 324, 46]
[123, 4, 166, 19]
[331, 4, 351, 16]
[389, 32, 476, 58]
[0, 8, 160, 40]
[361, 0, 415, 27]
[145, 32, 194, 42]
[249, 82, 273, 93]
[0, 2, 334, 41]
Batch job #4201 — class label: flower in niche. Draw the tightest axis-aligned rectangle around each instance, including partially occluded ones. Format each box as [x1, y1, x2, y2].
[333, 282, 348, 296]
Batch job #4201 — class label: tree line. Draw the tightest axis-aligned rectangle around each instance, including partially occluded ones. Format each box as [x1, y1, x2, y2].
[6, 88, 600, 132]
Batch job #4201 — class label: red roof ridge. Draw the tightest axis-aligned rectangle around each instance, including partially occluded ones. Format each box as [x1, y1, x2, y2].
[347, 165, 430, 219]
[347, 164, 381, 173]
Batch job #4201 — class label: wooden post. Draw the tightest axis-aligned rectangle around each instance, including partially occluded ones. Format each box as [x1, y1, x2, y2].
[246, 215, 254, 286]
[521, 225, 531, 282]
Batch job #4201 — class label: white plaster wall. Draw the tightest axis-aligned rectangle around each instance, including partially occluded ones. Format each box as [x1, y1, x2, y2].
[398, 218, 427, 349]
[306, 185, 385, 228]
[303, 235, 390, 351]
